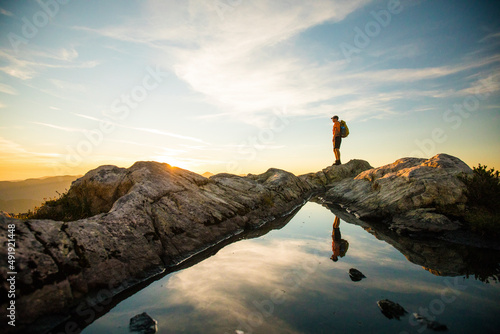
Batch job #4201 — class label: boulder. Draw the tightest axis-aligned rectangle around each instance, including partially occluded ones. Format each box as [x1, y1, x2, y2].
[324, 154, 472, 233]
[413, 313, 448, 331]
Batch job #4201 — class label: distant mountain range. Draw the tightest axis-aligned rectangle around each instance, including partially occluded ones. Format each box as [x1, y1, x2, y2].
[0, 175, 81, 214]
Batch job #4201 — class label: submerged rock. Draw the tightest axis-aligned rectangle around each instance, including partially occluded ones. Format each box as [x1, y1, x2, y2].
[348, 268, 366, 281]
[130, 312, 157, 334]
[413, 313, 448, 331]
[325, 154, 472, 234]
[377, 299, 408, 320]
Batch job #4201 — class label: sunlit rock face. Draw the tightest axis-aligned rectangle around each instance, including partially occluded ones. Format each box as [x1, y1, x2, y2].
[1, 160, 370, 333]
[324, 153, 473, 234]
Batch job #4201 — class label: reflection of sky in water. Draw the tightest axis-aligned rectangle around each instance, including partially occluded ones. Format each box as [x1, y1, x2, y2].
[83, 202, 500, 333]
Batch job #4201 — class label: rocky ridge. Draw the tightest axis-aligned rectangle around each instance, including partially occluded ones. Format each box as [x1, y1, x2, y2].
[0, 159, 370, 333]
[0, 153, 487, 333]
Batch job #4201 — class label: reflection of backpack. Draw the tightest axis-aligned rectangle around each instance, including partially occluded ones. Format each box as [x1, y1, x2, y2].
[340, 120, 349, 138]
[340, 240, 349, 257]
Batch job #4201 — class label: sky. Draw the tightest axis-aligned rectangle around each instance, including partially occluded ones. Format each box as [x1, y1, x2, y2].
[0, 0, 499, 181]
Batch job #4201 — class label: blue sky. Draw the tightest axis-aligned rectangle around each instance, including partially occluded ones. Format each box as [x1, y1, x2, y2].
[0, 0, 499, 180]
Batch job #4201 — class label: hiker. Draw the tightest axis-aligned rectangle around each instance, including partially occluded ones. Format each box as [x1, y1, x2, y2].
[331, 115, 341, 165]
[330, 215, 349, 262]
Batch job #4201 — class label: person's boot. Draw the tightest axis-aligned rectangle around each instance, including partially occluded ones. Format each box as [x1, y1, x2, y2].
[334, 160, 341, 165]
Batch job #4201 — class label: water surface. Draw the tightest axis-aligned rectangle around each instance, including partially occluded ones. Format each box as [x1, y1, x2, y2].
[82, 201, 500, 333]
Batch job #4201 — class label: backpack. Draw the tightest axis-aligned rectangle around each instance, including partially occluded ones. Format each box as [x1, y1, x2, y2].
[340, 120, 349, 138]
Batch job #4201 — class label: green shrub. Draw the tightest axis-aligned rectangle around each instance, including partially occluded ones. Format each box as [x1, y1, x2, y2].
[27, 186, 92, 222]
[462, 164, 500, 210]
[460, 164, 500, 236]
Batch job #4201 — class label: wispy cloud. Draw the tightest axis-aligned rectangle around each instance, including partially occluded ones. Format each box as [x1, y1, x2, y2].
[165, 0, 372, 121]
[32, 122, 85, 133]
[0, 137, 61, 161]
[48, 79, 86, 93]
[0, 8, 13, 16]
[0, 47, 99, 80]
[71, 0, 371, 124]
[0, 83, 18, 95]
[72, 112, 208, 144]
[121, 125, 207, 143]
[80, 0, 496, 126]
[108, 139, 187, 153]
[479, 31, 500, 44]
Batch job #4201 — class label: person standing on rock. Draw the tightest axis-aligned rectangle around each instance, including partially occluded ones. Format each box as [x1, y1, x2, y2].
[331, 115, 342, 165]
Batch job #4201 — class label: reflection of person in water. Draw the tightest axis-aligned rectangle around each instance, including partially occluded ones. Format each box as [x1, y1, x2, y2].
[331, 216, 349, 262]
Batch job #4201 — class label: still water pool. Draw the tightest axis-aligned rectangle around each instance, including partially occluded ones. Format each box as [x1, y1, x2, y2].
[82, 201, 500, 333]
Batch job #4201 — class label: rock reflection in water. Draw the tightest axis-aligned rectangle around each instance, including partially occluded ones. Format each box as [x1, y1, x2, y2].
[323, 202, 500, 283]
[82, 201, 500, 334]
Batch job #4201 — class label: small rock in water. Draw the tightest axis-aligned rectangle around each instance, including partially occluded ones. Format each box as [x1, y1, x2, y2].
[377, 299, 408, 320]
[129, 312, 157, 334]
[413, 313, 448, 331]
[348, 268, 366, 281]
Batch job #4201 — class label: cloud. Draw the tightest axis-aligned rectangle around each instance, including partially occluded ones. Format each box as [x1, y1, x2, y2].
[0, 50, 37, 80]
[71, 0, 371, 124]
[46, 0, 500, 126]
[0, 8, 13, 16]
[31, 122, 86, 133]
[479, 31, 500, 44]
[121, 125, 207, 143]
[349, 54, 500, 84]
[72, 112, 208, 144]
[162, 237, 325, 333]
[0, 136, 61, 161]
[455, 72, 500, 97]
[48, 79, 86, 93]
[108, 139, 187, 152]
[165, 1, 372, 120]
[148, 0, 500, 124]
[29, 47, 80, 62]
[0, 47, 98, 80]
